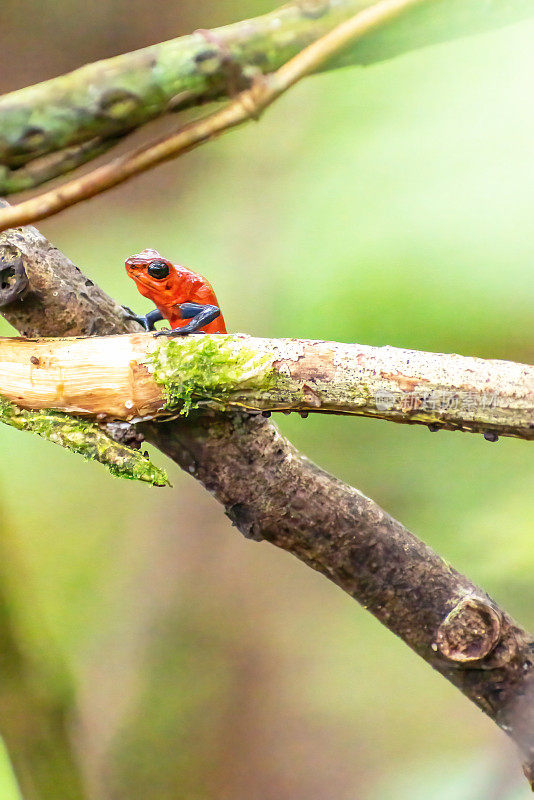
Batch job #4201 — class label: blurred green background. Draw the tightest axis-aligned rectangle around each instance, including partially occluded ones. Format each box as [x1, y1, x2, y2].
[0, 2, 533, 798]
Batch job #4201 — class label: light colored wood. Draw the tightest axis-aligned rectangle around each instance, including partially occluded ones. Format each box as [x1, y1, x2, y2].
[0, 334, 163, 419]
[0, 333, 532, 439]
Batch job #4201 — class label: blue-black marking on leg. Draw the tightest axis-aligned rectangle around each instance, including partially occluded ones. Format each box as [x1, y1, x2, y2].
[123, 307, 164, 331]
[154, 303, 220, 336]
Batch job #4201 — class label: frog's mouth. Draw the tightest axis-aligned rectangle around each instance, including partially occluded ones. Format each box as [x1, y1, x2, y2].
[125, 265, 173, 301]
[125, 265, 153, 293]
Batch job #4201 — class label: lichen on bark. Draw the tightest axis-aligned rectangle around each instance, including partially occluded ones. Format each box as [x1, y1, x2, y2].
[0, 395, 168, 486]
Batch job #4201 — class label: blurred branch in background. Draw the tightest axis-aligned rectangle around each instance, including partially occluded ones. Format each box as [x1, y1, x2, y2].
[0, 0, 423, 229]
[1, 196, 534, 791]
[0, 0, 532, 227]
[0, 329, 531, 439]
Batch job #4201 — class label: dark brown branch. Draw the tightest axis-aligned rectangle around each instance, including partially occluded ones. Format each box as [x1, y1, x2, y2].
[1, 214, 534, 786]
[144, 413, 534, 782]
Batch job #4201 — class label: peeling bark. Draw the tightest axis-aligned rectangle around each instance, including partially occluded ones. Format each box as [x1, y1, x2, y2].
[0, 332, 531, 439]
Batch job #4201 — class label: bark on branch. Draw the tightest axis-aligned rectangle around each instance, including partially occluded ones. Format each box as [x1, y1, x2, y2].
[1, 217, 534, 787]
[0, 0, 436, 231]
[0, 332, 531, 440]
[0, 0, 531, 193]
[144, 412, 534, 787]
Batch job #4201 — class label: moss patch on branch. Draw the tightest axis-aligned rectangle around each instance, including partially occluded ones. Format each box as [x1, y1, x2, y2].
[148, 335, 275, 415]
[0, 396, 168, 486]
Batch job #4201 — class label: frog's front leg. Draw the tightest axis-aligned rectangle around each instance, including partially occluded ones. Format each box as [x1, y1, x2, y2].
[153, 302, 220, 336]
[122, 306, 164, 332]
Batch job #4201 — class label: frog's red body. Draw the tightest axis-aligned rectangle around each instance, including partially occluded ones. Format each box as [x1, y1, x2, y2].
[125, 249, 226, 335]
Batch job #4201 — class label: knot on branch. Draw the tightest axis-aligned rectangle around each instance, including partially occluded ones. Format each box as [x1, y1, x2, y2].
[0, 246, 28, 306]
[434, 596, 503, 666]
[226, 502, 264, 541]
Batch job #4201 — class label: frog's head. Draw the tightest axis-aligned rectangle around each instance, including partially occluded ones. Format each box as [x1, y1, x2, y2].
[125, 249, 179, 302]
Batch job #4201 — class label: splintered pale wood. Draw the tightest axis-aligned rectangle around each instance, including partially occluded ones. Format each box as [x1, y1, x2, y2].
[0, 334, 163, 419]
[0, 333, 532, 438]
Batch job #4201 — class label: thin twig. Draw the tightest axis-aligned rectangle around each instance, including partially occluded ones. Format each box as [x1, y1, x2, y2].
[0, 0, 531, 187]
[0, 0, 423, 233]
[0, 138, 116, 194]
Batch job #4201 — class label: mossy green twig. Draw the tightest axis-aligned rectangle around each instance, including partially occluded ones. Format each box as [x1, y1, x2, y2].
[0, 0, 532, 192]
[0, 137, 116, 194]
[0, 396, 168, 486]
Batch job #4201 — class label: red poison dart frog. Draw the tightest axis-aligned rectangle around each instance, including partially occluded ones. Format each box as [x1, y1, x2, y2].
[124, 249, 226, 335]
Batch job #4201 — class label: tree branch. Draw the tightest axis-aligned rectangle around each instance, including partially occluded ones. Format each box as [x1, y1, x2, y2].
[0, 0, 531, 192]
[0, 0, 424, 231]
[0, 396, 169, 486]
[0, 0, 531, 225]
[1, 217, 534, 786]
[143, 411, 534, 787]
[0, 332, 531, 440]
[0, 138, 117, 195]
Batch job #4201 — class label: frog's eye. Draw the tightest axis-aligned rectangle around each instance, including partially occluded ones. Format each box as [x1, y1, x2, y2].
[147, 260, 170, 279]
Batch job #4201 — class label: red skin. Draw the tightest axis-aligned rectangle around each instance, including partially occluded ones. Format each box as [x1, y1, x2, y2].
[125, 249, 226, 334]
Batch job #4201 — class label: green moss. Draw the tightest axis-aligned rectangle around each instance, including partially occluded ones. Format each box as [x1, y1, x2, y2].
[0, 396, 168, 486]
[148, 335, 275, 415]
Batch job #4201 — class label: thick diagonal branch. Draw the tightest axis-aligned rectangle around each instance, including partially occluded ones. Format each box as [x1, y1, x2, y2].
[144, 412, 534, 784]
[1, 215, 534, 785]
